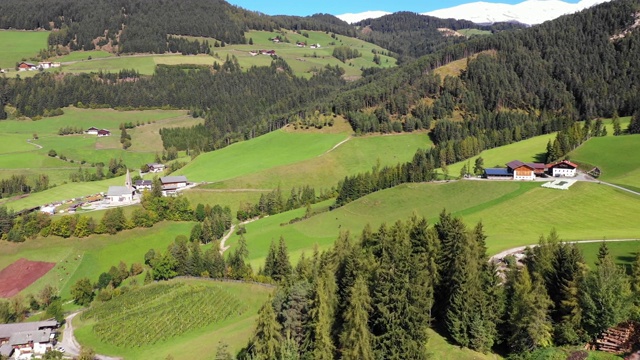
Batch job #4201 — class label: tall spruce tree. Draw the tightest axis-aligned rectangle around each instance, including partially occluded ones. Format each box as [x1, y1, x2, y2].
[339, 275, 374, 360]
[275, 236, 293, 281]
[250, 299, 282, 360]
[580, 250, 632, 338]
[309, 267, 337, 360]
[505, 267, 553, 353]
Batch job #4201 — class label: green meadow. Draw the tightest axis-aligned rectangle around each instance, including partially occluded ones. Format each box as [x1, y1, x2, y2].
[55, 50, 114, 62]
[577, 240, 640, 268]
[447, 133, 557, 176]
[74, 279, 272, 360]
[175, 129, 349, 182]
[0, 221, 195, 299]
[208, 130, 431, 190]
[225, 181, 640, 268]
[570, 134, 640, 192]
[0, 30, 49, 69]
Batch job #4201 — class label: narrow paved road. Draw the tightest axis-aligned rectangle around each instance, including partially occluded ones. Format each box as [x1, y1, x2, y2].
[489, 238, 640, 262]
[62, 312, 122, 360]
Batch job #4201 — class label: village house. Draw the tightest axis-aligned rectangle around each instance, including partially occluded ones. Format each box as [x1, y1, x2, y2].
[146, 163, 165, 173]
[134, 179, 153, 191]
[309, 43, 321, 49]
[160, 175, 188, 196]
[547, 160, 578, 177]
[296, 42, 306, 47]
[39, 61, 53, 69]
[260, 50, 276, 56]
[97, 129, 111, 137]
[0, 320, 58, 359]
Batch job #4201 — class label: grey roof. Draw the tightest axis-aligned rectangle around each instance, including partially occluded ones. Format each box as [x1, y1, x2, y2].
[106, 186, 132, 197]
[160, 176, 187, 184]
[0, 321, 58, 339]
[9, 329, 51, 345]
[0, 344, 12, 357]
[135, 180, 152, 186]
[484, 168, 511, 176]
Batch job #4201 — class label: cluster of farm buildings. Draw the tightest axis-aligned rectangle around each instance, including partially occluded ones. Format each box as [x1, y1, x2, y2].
[483, 160, 578, 180]
[85, 126, 111, 137]
[16, 61, 61, 72]
[104, 169, 189, 203]
[0, 320, 59, 359]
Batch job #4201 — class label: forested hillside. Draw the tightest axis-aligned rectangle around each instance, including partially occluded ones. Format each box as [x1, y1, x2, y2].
[1, 0, 639, 164]
[0, 0, 355, 53]
[354, 12, 525, 60]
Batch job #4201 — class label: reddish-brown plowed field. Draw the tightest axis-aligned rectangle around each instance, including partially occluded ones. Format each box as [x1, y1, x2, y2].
[0, 258, 55, 297]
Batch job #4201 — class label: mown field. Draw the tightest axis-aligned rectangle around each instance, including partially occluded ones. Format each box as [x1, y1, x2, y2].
[206, 128, 431, 190]
[74, 278, 272, 360]
[174, 129, 349, 183]
[0, 30, 49, 69]
[570, 133, 640, 192]
[225, 180, 640, 269]
[0, 221, 195, 299]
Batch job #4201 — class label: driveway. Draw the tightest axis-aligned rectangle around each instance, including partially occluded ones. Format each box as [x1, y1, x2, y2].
[61, 312, 122, 360]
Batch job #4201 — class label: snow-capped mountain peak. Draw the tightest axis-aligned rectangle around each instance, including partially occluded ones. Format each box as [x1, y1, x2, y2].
[336, 0, 612, 25]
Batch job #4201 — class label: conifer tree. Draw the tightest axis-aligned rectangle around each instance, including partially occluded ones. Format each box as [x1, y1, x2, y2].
[549, 243, 586, 345]
[339, 275, 374, 360]
[250, 299, 282, 360]
[628, 110, 640, 134]
[580, 250, 632, 338]
[263, 240, 277, 278]
[275, 236, 293, 281]
[505, 267, 553, 353]
[309, 267, 337, 360]
[612, 114, 622, 136]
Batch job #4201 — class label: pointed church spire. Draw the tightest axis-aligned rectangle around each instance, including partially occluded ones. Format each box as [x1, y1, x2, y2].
[125, 168, 132, 190]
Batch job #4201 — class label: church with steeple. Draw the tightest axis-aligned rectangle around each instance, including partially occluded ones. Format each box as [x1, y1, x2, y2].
[105, 169, 135, 203]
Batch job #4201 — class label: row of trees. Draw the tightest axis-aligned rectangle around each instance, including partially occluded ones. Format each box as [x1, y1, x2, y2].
[236, 186, 330, 221]
[243, 212, 640, 359]
[0, 174, 49, 199]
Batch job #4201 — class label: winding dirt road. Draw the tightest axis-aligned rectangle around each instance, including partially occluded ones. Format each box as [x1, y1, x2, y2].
[62, 312, 122, 360]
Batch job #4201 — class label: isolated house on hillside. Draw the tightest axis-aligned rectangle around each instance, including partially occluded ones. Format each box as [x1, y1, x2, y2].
[17, 62, 37, 71]
[146, 163, 165, 173]
[484, 160, 548, 180]
[547, 160, 578, 177]
[85, 127, 99, 135]
[97, 129, 111, 137]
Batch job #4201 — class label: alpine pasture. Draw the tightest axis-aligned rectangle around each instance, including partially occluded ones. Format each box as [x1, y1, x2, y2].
[0, 30, 49, 69]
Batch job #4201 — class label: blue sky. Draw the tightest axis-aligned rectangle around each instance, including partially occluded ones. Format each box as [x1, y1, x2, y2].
[228, 0, 582, 16]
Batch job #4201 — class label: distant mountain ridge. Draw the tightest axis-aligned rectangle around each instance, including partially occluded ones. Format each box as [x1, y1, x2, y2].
[337, 0, 613, 25]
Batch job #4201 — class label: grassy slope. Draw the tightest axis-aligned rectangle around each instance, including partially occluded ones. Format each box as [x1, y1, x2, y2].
[577, 240, 640, 268]
[209, 130, 431, 190]
[175, 129, 349, 182]
[447, 133, 557, 176]
[73, 278, 272, 360]
[0, 30, 49, 69]
[0, 221, 195, 299]
[226, 180, 640, 268]
[570, 134, 640, 192]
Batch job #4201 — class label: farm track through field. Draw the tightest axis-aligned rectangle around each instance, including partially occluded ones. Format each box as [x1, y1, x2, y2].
[220, 217, 263, 253]
[321, 136, 351, 156]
